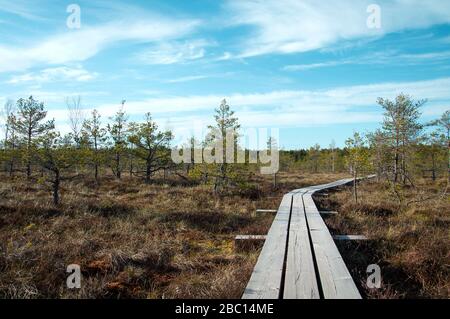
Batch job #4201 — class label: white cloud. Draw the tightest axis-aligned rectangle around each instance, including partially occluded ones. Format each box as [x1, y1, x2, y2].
[0, 1, 46, 21]
[0, 18, 200, 72]
[226, 0, 450, 57]
[283, 61, 349, 71]
[165, 75, 211, 83]
[283, 50, 450, 71]
[19, 77, 448, 139]
[136, 39, 211, 65]
[83, 77, 450, 124]
[7, 65, 98, 84]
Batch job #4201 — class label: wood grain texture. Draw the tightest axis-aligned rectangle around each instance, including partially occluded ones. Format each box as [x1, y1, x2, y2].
[242, 193, 293, 299]
[283, 192, 320, 299]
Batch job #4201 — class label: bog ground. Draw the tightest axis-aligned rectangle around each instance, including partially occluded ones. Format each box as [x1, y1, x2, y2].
[0, 171, 448, 299]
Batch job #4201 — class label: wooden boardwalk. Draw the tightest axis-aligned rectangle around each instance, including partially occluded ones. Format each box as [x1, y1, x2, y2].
[242, 178, 364, 299]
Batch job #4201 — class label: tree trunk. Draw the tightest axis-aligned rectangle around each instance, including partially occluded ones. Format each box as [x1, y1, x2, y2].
[26, 163, 31, 179]
[115, 152, 121, 179]
[94, 163, 99, 181]
[53, 170, 60, 205]
[27, 128, 32, 179]
[394, 150, 399, 184]
[431, 153, 436, 181]
[145, 161, 151, 184]
[353, 170, 358, 203]
[332, 154, 335, 173]
[9, 161, 13, 177]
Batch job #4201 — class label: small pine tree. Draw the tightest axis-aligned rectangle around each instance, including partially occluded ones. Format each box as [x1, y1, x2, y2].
[207, 99, 240, 193]
[128, 113, 173, 183]
[13, 96, 55, 178]
[107, 101, 128, 179]
[82, 109, 106, 181]
[345, 132, 370, 203]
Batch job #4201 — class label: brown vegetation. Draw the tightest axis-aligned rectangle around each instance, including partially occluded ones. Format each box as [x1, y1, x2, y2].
[0, 171, 347, 299]
[316, 178, 449, 299]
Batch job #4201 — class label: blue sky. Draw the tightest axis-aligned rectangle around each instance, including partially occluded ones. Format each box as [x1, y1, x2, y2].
[0, 0, 449, 149]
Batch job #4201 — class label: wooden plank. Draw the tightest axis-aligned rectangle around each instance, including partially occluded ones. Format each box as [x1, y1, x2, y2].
[303, 192, 361, 299]
[283, 192, 320, 299]
[242, 193, 293, 299]
[333, 235, 368, 241]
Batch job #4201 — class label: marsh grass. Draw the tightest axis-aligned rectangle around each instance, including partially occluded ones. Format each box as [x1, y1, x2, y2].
[0, 171, 347, 299]
[316, 179, 449, 299]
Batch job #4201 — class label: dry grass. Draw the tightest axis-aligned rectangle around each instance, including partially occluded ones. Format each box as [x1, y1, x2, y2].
[4, 171, 443, 299]
[316, 178, 449, 299]
[0, 170, 347, 299]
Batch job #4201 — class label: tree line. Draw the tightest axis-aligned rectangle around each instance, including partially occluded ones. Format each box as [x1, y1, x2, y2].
[0, 94, 448, 205]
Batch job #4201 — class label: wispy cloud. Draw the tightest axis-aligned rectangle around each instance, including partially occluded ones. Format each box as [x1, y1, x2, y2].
[7, 65, 98, 84]
[165, 75, 211, 83]
[283, 50, 450, 71]
[78, 77, 450, 123]
[0, 0, 47, 21]
[136, 39, 212, 65]
[0, 17, 200, 72]
[226, 0, 450, 58]
[283, 61, 349, 71]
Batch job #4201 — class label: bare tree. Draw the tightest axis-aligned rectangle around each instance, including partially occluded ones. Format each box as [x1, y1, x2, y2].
[1, 99, 15, 148]
[330, 139, 336, 173]
[267, 137, 278, 188]
[66, 96, 85, 147]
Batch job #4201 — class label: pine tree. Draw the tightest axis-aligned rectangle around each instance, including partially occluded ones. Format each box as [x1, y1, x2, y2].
[207, 99, 240, 193]
[35, 132, 75, 205]
[82, 109, 106, 181]
[128, 113, 173, 183]
[13, 96, 55, 178]
[345, 132, 370, 203]
[107, 101, 128, 179]
[378, 94, 424, 186]
[428, 110, 450, 181]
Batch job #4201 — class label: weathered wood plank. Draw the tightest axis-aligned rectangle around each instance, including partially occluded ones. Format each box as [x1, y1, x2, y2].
[303, 192, 361, 299]
[242, 193, 293, 299]
[283, 192, 320, 299]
